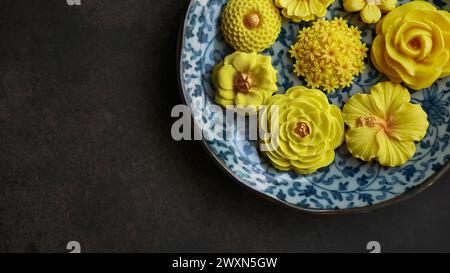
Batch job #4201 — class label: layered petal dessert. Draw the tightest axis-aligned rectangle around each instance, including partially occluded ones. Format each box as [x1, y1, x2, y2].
[212, 51, 278, 110]
[343, 0, 397, 24]
[261, 86, 345, 174]
[371, 1, 450, 90]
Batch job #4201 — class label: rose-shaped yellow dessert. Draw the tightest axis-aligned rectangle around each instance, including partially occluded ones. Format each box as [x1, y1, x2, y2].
[275, 0, 333, 22]
[371, 1, 450, 90]
[221, 0, 282, 53]
[290, 18, 368, 92]
[260, 86, 345, 174]
[212, 51, 278, 109]
[343, 82, 429, 167]
[344, 0, 397, 24]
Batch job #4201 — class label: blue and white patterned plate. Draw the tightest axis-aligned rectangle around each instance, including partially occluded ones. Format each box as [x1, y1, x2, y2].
[178, 0, 450, 214]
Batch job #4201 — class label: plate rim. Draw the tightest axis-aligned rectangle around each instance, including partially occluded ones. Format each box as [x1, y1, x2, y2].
[176, 0, 450, 215]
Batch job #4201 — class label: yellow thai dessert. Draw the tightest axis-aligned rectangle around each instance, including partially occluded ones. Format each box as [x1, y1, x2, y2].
[343, 82, 429, 167]
[275, 0, 333, 22]
[371, 1, 450, 90]
[290, 18, 368, 93]
[261, 86, 345, 174]
[212, 51, 278, 110]
[343, 0, 397, 24]
[221, 0, 282, 53]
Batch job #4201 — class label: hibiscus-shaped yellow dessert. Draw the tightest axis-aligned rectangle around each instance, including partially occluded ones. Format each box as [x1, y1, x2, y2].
[290, 18, 368, 93]
[275, 0, 333, 22]
[212, 51, 278, 109]
[221, 0, 282, 53]
[261, 86, 345, 174]
[343, 0, 397, 24]
[371, 1, 450, 90]
[343, 82, 429, 167]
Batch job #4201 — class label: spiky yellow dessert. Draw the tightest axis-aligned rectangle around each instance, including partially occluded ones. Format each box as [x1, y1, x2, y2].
[221, 0, 282, 53]
[343, 82, 429, 167]
[290, 18, 368, 93]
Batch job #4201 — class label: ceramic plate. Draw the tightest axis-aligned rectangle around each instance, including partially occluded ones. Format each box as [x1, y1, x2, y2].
[178, 0, 450, 214]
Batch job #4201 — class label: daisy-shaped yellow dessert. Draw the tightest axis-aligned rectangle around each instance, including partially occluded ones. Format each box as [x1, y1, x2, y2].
[343, 0, 397, 24]
[212, 51, 278, 110]
[221, 0, 282, 53]
[260, 86, 344, 174]
[290, 18, 368, 93]
[275, 0, 334, 22]
[343, 82, 429, 167]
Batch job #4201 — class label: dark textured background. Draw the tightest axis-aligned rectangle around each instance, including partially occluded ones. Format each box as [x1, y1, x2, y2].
[0, 0, 449, 253]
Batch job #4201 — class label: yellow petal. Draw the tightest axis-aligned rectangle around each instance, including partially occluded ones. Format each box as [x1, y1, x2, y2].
[369, 81, 410, 120]
[345, 126, 380, 162]
[217, 88, 236, 100]
[216, 64, 236, 90]
[232, 52, 257, 72]
[343, 0, 365, 12]
[376, 131, 416, 167]
[252, 65, 278, 91]
[379, 0, 397, 12]
[309, 0, 327, 17]
[381, 1, 436, 34]
[389, 103, 429, 142]
[235, 89, 264, 107]
[360, 4, 381, 24]
[215, 93, 235, 108]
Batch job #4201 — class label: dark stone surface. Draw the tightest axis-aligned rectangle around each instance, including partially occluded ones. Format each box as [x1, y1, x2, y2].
[0, 0, 449, 253]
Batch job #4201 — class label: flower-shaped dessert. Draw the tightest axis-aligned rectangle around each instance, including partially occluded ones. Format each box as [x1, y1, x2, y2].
[212, 51, 278, 109]
[343, 82, 429, 167]
[343, 0, 397, 24]
[371, 1, 450, 90]
[275, 0, 333, 22]
[290, 18, 368, 93]
[261, 86, 345, 174]
[221, 0, 282, 53]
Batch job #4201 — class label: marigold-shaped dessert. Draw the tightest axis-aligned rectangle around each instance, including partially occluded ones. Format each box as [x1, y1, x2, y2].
[261, 86, 345, 174]
[371, 1, 450, 90]
[344, 0, 397, 24]
[221, 0, 282, 53]
[343, 82, 429, 167]
[212, 51, 278, 110]
[275, 0, 333, 22]
[290, 18, 368, 93]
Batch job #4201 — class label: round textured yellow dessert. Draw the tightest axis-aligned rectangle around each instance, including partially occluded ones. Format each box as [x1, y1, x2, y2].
[275, 0, 333, 22]
[290, 18, 368, 93]
[260, 86, 345, 174]
[221, 0, 282, 53]
[371, 1, 450, 90]
[212, 51, 278, 110]
[343, 82, 429, 167]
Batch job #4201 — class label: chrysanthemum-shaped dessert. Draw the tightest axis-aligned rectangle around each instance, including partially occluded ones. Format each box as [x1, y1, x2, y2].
[343, 82, 429, 167]
[343, 0, 397, 24]
[371, 1, 450, 90]
[261, 86, 345, 174]
[290, 18, 368, 93]
[212, 51, 278, 110]
[221, 0, 282, 53]
[275, 0, 334, 22]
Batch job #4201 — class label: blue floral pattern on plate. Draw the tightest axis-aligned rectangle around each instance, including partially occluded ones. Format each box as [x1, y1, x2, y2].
[179, 0, 450, 212]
